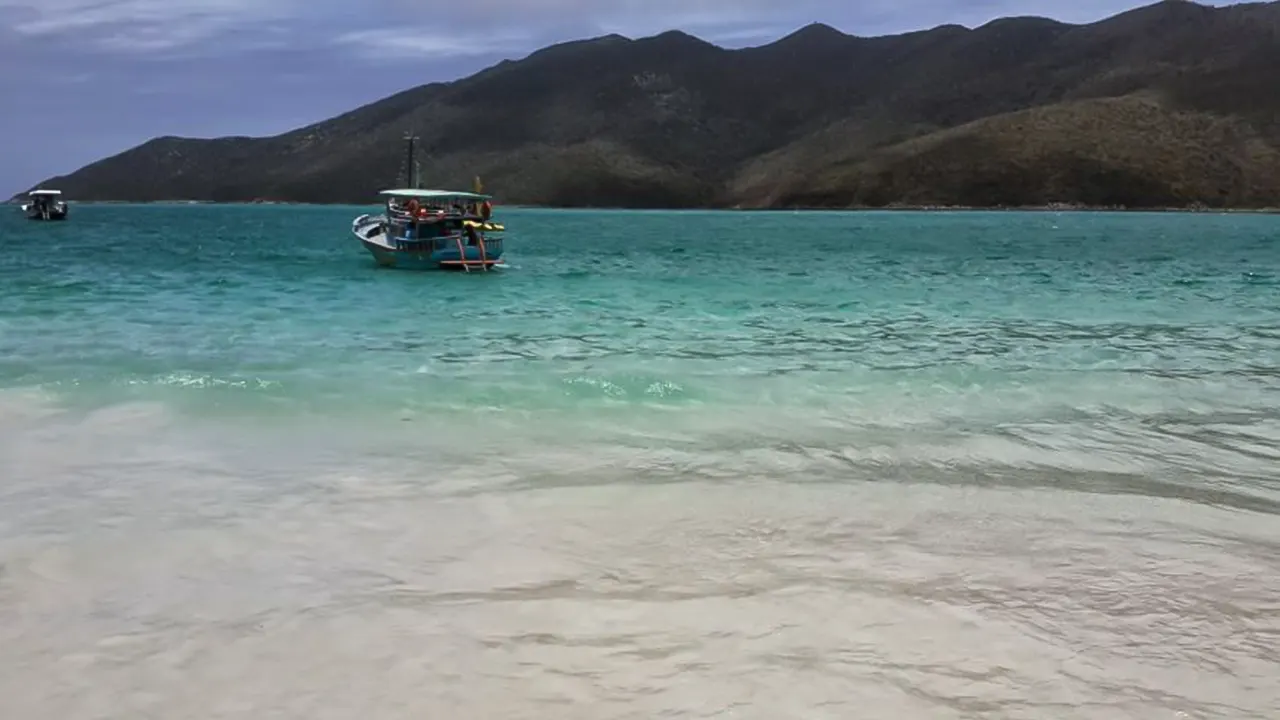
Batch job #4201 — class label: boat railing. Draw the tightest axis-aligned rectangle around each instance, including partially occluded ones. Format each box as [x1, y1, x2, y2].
[391, 231, 504, 253]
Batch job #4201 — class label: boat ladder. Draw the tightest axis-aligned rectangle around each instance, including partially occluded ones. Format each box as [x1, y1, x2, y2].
[447, 232, 489, 272]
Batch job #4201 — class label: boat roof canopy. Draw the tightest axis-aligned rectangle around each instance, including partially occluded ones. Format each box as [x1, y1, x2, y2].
[29, 189, 62, 196]
[379, 188, 491, 201]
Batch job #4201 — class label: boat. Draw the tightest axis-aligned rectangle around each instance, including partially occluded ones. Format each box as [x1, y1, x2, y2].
[21, 189, 68, 221]
[352, 189, 506, 271]
[350, 134, 506, 271]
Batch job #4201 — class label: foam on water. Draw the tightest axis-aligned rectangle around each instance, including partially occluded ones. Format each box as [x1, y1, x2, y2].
[1, 206, 1279, 717]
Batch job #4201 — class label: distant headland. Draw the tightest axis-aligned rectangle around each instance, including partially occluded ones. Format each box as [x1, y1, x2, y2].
[17, 1, 1280, 211]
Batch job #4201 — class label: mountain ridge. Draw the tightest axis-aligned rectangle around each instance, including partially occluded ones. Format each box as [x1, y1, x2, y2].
[21, 0, 1280, 209]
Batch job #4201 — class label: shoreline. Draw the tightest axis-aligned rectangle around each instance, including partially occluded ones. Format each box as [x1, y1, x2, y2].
[16, 199, 1280, 215]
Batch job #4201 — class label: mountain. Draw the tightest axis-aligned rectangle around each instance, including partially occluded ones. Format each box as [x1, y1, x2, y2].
[22, 0, 1280, 209]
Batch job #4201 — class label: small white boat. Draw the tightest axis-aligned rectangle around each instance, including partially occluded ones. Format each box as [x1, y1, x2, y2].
[21, 189, 68, 221]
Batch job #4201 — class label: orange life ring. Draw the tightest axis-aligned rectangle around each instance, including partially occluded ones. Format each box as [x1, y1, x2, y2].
[406, 199, 420, 216]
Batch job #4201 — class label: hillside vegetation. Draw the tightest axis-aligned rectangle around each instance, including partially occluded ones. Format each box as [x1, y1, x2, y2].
[24, 0, 1280, 209]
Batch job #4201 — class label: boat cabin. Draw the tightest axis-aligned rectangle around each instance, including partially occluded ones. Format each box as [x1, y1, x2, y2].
[28, 189, 63, 205]
[384, 188, 490, 221]
[380, 188, 502, 250]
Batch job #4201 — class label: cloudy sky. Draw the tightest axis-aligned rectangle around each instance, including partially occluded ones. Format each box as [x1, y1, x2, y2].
[0, 0, 1220, 195]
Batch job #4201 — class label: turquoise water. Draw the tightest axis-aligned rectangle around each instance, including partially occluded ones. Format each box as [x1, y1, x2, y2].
[6, 205, 1280, 409]
[1, 204, 1279, 718]
[4, 205, 1280, 492]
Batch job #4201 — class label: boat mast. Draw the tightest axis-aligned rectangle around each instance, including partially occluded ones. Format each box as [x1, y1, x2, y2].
[402, 132, 420, 190]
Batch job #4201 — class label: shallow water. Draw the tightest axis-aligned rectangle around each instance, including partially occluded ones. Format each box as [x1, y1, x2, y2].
[1, 205, 1278, 718]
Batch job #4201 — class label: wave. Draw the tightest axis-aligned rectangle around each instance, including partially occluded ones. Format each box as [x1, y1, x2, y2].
[3, 385, 1278, 516]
